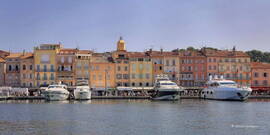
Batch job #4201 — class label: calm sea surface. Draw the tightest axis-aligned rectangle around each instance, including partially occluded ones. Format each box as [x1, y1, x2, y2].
[0, 99, 270, 135]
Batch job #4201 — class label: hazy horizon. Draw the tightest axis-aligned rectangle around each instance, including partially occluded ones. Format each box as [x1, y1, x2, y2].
[1, 0, 270, 53]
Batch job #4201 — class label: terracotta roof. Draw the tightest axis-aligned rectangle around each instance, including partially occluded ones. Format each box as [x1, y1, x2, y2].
[6, 53, 23, 58]
[128, 52, 147, 58]
[203, 49, 249, 57]
[77, 50, 93, 54]
[145, 51, 179, 57]
[20, 53, 33, 59]
[59, 48, 78, 54]
[0, 57, 5, 63]
[251, 62, 270, 69]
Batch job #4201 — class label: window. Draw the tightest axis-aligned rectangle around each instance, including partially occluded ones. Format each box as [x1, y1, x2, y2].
[29, 65, 33, 70]
[124, 66, 128, 71]
[50, 65, 54, 72]
[50, 73, 54, 80]
[132, 74, 136, 79]
[254, 80, 259, 86]
[8, 65, 12, 71]
[68, 57, 72, 63]
[159, 66, 162, 70]
[37, 73, 40, 80]
[117, 66, 121, 71]
[254, 72, 259, 77]
[146, 74, 150, 79]
[43, 74, 47, 80]
[263, 80, 268, 86]
[166, 60, 169, 66]
[123, 74, 129, 79]
[263, 73, 268, 77]
[15, 65, 19, 71]
[61, 57, 65, 63]
[172, 59, 176, 66]
[116, 74, 122, 79]
[43, 65, 47, 72]
[23, 65, 26, 70]
[209, 65, 212, 70]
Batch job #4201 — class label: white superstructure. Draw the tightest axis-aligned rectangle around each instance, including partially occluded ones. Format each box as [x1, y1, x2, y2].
[44, 84, 69, 101]
[74, 81, 91, 100]
[201, 76, 252, 101]
[151, 75, 184, 100]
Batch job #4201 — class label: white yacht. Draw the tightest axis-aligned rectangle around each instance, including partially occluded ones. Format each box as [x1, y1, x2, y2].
[201, 76, 252, 101]
[44, 84, 70, 101]
[151, 75, 184, 101]
[74, 81, 91, 100]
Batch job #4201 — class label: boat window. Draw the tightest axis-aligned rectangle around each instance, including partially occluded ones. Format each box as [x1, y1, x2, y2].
[219, 82, 236, 85]
[207, 91, 209, 94]
[210, 91, 213, 94]
[160, 83, 176, 85]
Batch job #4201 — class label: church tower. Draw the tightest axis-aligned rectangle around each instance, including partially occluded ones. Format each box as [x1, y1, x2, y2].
[117, 36, 126, 51]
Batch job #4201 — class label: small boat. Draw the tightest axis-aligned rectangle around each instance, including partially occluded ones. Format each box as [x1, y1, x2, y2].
[74, 80, 91, 100]
[200, 76, 252, 101]
[44, 84, 69, 101]
[151, 75, 184, 101]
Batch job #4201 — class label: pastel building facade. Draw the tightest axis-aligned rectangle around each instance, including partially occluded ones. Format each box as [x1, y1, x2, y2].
[56, 49, 77, 86]
[34, 44, 61, 86]
[251, 62, 270, 88]
[20, 53, 35, 87]
[5, 53, 22, 87]
[129, 52, 153, 87]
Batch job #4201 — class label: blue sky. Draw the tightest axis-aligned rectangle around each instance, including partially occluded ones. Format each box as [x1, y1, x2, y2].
[0, 0, 270, 52]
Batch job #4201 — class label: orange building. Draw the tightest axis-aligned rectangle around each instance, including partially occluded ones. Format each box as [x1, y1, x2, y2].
[179, 50, 207, 87]
[20, 53, 35, 87]
[251, 62, 270, 91]
[5, 53, 23, 87]
[146, 50, 164, 84]
[0, 57, 6, 86]
[90, 53, 115, 89]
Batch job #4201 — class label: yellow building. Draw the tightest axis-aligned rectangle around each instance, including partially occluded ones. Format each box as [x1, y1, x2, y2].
[90, 53, 115, 89]
[34, 44, 62, 87]
[20, 53, 35, 87]
[129, 52, 153, 87]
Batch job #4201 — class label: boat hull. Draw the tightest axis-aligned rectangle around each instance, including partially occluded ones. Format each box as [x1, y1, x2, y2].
[74, 91, 91, 100]
[201, 88, 252, 101]
[151, 91, 180, 101]
[44, 91, 69, 101]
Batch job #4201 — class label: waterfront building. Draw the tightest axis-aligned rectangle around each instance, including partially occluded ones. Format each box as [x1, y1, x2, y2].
[5, 53, 23, 87]
[179, 50, 207, 87]
[216, 50, 251, 85]
[129, 52, 153, 87]
[56, 49, 78, 86]
[34, 44, 62, 87]
[112, 37, 130, 87]
[163, 51, 180, 85]
[202, 48, 220, 78]
[90, 53, 115, 89]
[0, 57, 6, 86]
[20, 53, 35, 87]
[74, 50, 92, 84]
[251, 62, 270, 91]
[146, 50, 164, 83]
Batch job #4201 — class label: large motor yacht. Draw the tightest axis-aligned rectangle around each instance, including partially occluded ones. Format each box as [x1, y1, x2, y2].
[200, 76, 252, 101]
[74, 80, 91, 100]
[151, 75, 184, 101]
[44, 84, 70, 101]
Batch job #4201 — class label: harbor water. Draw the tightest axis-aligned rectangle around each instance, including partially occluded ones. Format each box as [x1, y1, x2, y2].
[0, 99, 270, 135]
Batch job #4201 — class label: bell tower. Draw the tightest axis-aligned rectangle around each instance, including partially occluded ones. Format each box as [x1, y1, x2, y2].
[117, 36, 126, 51]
